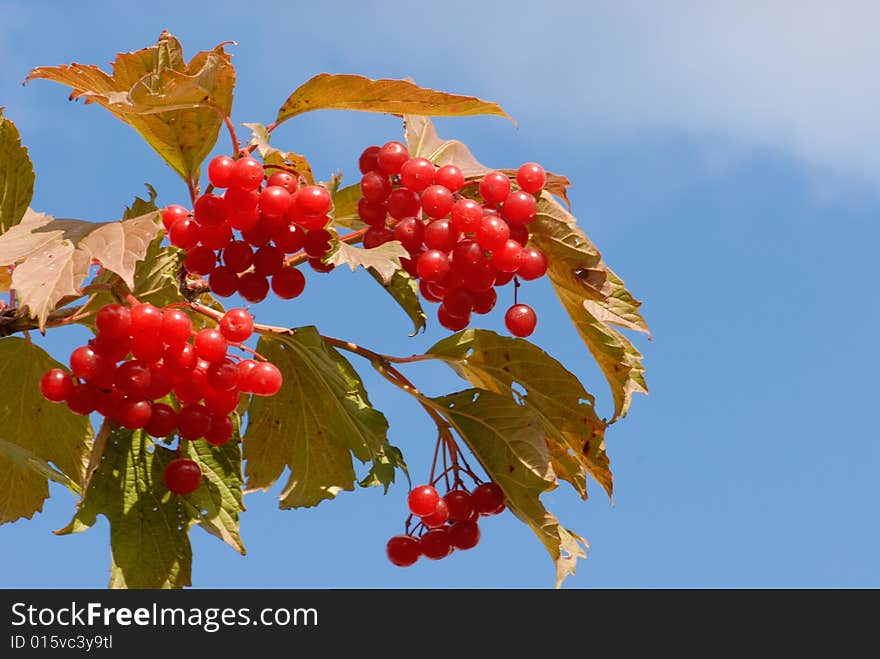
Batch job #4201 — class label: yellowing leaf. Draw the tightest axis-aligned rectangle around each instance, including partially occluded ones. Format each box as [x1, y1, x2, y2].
[0, 110, 35, 234]
[330, 183, 365, 230]
[424, 389, 588, 587]
[26, 31, 235, 182]
[0, 208, 161, 329]
[530, 194, 649, 421]
[243, 122, 314, 185]
[275, 74, 512, 127]
[327, 240, 408, 284]
[244, 329, 401, 508]
[58, 424, 244, 588]
[428, 329, 611, 500]
[0, 337, 91, 524]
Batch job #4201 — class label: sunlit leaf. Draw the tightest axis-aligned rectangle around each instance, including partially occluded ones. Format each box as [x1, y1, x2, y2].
[0, 110, 35, 234]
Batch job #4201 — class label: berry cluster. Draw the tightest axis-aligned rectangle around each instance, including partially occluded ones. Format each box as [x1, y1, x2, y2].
[38, 303, 282, 495]
[385, 481, 506, 566]
[355, 142, 549, 337]
[163, 155, 337, 304]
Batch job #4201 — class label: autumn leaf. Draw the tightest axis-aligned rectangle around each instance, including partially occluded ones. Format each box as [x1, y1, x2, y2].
[0, 208, 161, 329]
[330, 183, 365, 231]
[26, 31, 235, 183]
[243, 122, 315, 184]
[529, 194, 649, 421]
[275, 74, 512, 127]
[428, 329, 611, 500]
[422, 389, 588, 587]
[0, 337, 91, 524]
[327, 240, 409, 284]
[0, 110, 35, 234]
[244, 329, 402, 508]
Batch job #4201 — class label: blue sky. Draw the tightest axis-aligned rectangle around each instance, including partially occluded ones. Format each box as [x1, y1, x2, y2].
[1, 1, 878, 588]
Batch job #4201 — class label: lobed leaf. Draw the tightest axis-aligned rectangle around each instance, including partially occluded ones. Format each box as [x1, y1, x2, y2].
[428, 329, 611, 500]
[0, 338, 91, 524]
[327, 240, 409, 284]
[26, 31, 235, 183]
[0, 110, 35, 234]
[0, 208, 161, 329]
[243, 123, 315, 184]
[529, 194, 649, 421]
[275, 74, 512, 127]
[423, 389, 587, 587]
[330, 182, 364, 230]
[243, 328, 403, 508]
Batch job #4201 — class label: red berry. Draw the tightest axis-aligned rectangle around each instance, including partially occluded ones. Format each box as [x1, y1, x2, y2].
[421, 498, 449, 529]
[207, 359, 240, 392]
[259, 185, 292, 218]
[356, 198, 388, 227]
[130, 304, 163, 339]
[491, 239, 523, 273]
[272, 267, 307, 299]
[164, 458, 202, 495]
[476, 214, 510, 250]
[444, 490, 476, 522]
[451, 239, 485, 272]
[421, 185, 454, 219]
[161, 309, 193, 347]
[198, 223, 233, 250]
[471, 288, 497, 315]
[401, 252, 421, 278]
[308, 257, 335, 273]
[386, 535, 420, 567]
[169, 217, 200, 249]
[423, 218, 460, 252]
[451, 199, 483, 233]
[360, 171, 392, 203]
[448, 519, 481, 550]
[416, 250, 450, 283]
[494, 270, 516, 287]
[472, 482, 506, 515]
[516, 162, 546, 194]
[162, 205, 189, 231]
[231, 157, 264, 191]
[184, 245, 217, 276]
[145, 403, 177, 438]
[225, 186, 260, 214]
[419, 279, 444, 303]
[505, 303, 537, 338]
[377, 141, 409, 176]
[438, 305, 470, 331]
[69, 346, 111, 386]
[91, 333, 130, 362]
[419, 528, 453, 560]
[271, 224, 305, 254]
[66, 384, 99, 415]
[229, 207, 261, 232]
[502, 191, 537, 226]
[407, 485, 440, 517]
[203, 386, 240, 416]
[509, 224, 529, 247]
[193, 193, 229, 227]
[115, 360, 152, 398]
[434, 164, 464, 193]
[209, 267, 239, 298]
[304, 229, 333, 258]
[205, 414, 234, 446]
[387, 188, 421, 220]
[208, 155, 235, 188]
[479, 171, 511, 205]
[164, 342, 197, 374]
[194, 329, 227, 363]
[238, 272, 270, 303]
[296, 186, 331, 217]
[462, 260, 497, 293]
[221, 241, 252, 273]
[245, 362, 283, 396]
[253, 245, 284, 277]
[517, 247, 548, 280]
[40, 368, 73, 402]
[392, 217, 425, 252]
[94, 388, 124, 420]
[144, 361, 174, 399]
[177, 403, 212, 440]
[363, 226, 393, 249]
[297, 213, 330, 232]
[267, 170, 299, 193]
[236, 360, 258, 392]
[95, 304, 131, 339]
[442, 287, 474, 317]
[240, 220, 272, 248]
[219, 308, 254, 343]
[399, 157, 435, 192]
[130, 334, 165, 363]
[118, 398, 153, 430]
[358, 145, 380, 174]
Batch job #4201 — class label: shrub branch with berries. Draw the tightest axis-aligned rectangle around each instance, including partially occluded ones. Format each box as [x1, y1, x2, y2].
[0, 32, 649, 588]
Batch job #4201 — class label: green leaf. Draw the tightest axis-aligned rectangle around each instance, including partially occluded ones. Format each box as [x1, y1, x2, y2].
[330, 183, 365, 230]
[57, 424, 244, 588]
[243, 122, 315, 185]
[327, 240, 408, 284]
[243, 328, 402, 508]
[0, 337, 91, 524]
[26, 31, 235, 183]
[529, 193, 649, 421]
[0, 110, 35, 234]
[368, 268, 426, 336]
[423, 389, 587, 587]
[0, 208, 161, 329]
[275, 74, 512, 127]
[428, 329, 611, 500]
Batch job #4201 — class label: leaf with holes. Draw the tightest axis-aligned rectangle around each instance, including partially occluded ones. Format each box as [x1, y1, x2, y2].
[0, 208, 161, 329]
[244, 328, 401, 508]
[275, 74, 512, 127]
[428, 329, 611, 500]
[422, 389, 587, 587]
[327, 240, 408, 284]
[0, 110, 35, 234]
[243, 122, 314, 185]
[57, 425, 244, 588]
[529, 193, 649, 421]
[26, 31, 235, 182]
[0, 337, 91, 525]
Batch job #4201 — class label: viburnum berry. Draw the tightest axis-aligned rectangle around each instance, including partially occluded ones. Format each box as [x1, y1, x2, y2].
[39, 369, 73, 403]
[161, 309, 192, 347]
[407, 485, 440, 517]
[240, 221, 272, 248]
[517, 247, 548, 280]
[225, 186, 260, 213]
[434, 164, 464, 193]
[358, 145, 381, 174]
[441, 287, 474, 318]
[184, 245, 217, 276]
[516, 162, 547, 194]
[164, 458, 202, 495]
[198, 223, 233, 251]
[444, 489, 476, 522]
[392, 217, 425, 252]
[267, 170, 298, 193]
[145, 403, 177, 438]
[253, 245, 284, 277]
[205, 414, 234, 446]
[144, 362, 174, 399]
[387, 188, 421, 220]
[472, 288, 498, 315]
[419, 280, 444, 303]
[476, 214, 510, 250]
[161, 205, 189, 231]
[208, 155, 235, 188]
[231, 157, 265, 191]
[399, 157, 435, 192]
[164, 342, 197, 373]
[209, 267, 239, 298]
[203, 386, 240, 416]
[194, 328, 228, 363]
[363, 226, 393, 248]
[219, 308, 254, 343]
[177, 404, 212, 440]
[117, 398, 152, 430]
[193, 193, 228, 227]
[91, 333, 130, 362]
[438, 305, 470, 331]
[451, 199, 483, 233]
[491, 239, 523, 273]
[66, 384, 99, 415]
[271, 267, 306, 299]
[448, 520, 480, 550]
[207, 359, 240, 392]
[130, 303, 163, 339]
[509, 223, 529, 247]
[272, 223, 307, 254]
[504, 303, 537, 338]
[296, 185, 331, 217]
[169, 217, 200, 249]
[472, 482, 506, 515]
[95, 303, 131, 338]
[360, 170, 392, 203]
[421, 185, 454, 219]
[423, 218, 460, 252]
[357, 198, 388, 227]
[246, 362, 283, 396]
[259, 185, 292, 218]
[416, 250, 450, 283]
[386, 535, 420, 567]
[479, 171, 511, 205]
[420, 498, 449, 529]
[69, 346, 111, 386]
[222, 240, 254, 273]
[377, 141, 409, 176]
[304, 229, 333, 258]
[419, 528, 453, 560]
[308, 257, 335, 273]
[238, 273, 270, 303]
[115, 359, 152, 398]
[502, 190, 537, 226]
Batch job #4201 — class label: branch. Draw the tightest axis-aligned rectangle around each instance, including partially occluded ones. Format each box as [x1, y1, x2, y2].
[0, 305, 83, 338]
